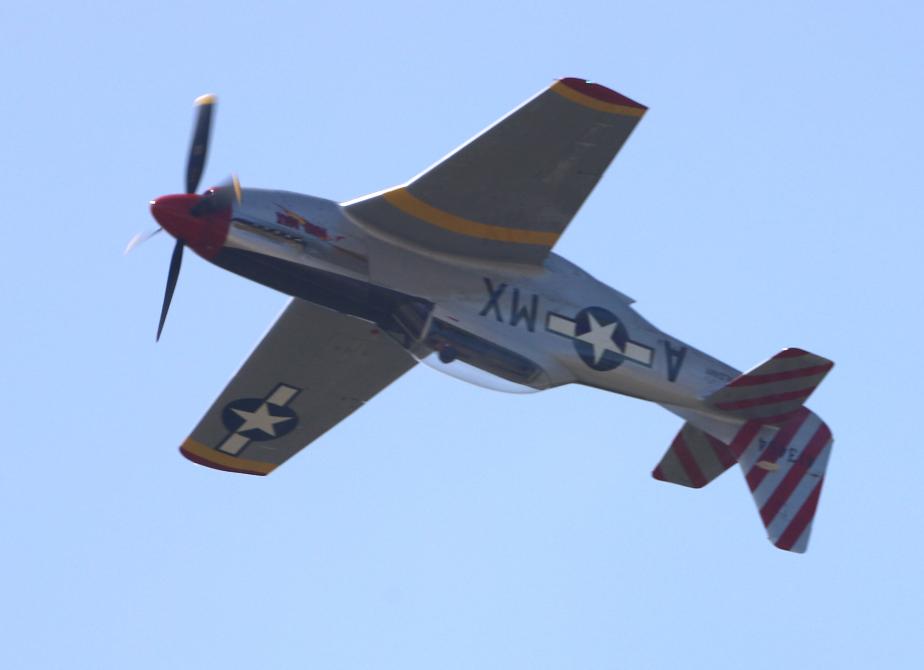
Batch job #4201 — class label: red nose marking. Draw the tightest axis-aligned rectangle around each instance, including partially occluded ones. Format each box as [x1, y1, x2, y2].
[150, 193, 230, 260]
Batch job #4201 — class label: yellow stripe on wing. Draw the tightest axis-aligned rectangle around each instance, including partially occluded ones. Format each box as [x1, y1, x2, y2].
[550, 81, 647, 117]
[180, 438, 277, 476]
[383, 188, 559, 246]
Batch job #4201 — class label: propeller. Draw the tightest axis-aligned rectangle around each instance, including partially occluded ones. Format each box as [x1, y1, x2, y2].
[154, 94, 217, 340]
[128, 94, 243, 340]
[123, 227, 162, 255]
[185, 94, 216, 195]
[157, 234, 185, 341]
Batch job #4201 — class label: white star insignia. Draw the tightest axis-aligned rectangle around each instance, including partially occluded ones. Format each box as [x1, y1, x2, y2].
[232, 403, 294, 437]
[576, 313, 620, 364]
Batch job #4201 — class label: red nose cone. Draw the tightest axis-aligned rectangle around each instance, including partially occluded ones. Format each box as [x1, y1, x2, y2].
[150, 193, 230, 260]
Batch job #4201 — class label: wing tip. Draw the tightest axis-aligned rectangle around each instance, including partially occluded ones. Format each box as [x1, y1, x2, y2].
[557, 77, 647, 110]
[651, 465, 706, 489]
[776, 346, 834, 363]
[179, 439, 274, 476]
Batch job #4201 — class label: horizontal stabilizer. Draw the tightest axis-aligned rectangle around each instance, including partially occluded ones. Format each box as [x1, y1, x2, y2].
[653, 422, 736, 488]
[706, 348, 834, 424]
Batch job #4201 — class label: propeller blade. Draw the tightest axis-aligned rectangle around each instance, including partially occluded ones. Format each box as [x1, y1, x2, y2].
[156, 240, 184, 341]
[123, 227, 162, 255]
[185, 94, 216, 194]
[231, 172, 242, 204]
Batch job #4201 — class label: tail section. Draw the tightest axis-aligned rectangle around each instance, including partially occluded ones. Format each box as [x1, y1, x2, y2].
[729, 409, 833, 552]
[706, 348, 833, 424]
[653, 348, 834, 552]
[653, 422, 736, 488]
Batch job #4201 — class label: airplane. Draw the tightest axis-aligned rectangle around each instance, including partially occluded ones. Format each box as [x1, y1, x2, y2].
[136, 78, 834, 553]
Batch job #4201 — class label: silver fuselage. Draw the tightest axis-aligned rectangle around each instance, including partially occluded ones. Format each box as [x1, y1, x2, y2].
[216, 189, 741, 431]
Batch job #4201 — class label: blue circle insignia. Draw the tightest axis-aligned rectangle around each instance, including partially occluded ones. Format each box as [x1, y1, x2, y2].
[572, 306, 629, 372]
[221, 398, 298, 441]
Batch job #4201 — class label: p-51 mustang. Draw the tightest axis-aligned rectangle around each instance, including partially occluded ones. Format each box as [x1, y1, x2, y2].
[138, 78, 834, 552]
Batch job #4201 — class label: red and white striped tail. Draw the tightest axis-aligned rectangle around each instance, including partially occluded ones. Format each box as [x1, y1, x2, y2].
[706, 348, 834, 425]
[729, 408, 834, 553]
[652, 422, 737, 489]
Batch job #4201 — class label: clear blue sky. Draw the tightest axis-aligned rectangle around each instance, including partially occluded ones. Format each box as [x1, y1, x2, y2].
[2, 1, 922, 668]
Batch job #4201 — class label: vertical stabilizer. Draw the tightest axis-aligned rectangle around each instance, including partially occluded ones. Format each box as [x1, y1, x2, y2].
[729, 409, 833, 552]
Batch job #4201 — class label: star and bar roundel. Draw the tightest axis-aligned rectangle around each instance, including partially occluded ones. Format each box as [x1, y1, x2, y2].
[546, 307, 653, 371]
[217, 383, 301, 456]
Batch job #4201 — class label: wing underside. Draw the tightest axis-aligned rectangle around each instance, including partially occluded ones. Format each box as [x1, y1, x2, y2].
[344, 77, 646, 264]
[179, 298, 416, 475]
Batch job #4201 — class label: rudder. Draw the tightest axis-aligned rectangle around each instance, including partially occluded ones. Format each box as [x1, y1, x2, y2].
[731, 408, 834, 552]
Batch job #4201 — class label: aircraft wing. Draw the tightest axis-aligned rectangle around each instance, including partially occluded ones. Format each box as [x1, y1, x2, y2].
[178, 299, 416, 475]
[344, 77, 646, 264]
